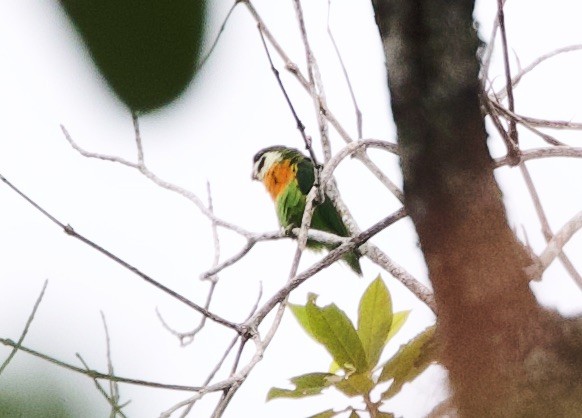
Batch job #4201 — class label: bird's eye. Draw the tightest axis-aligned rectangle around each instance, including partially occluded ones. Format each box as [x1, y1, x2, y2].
[257, 156, 266, 173]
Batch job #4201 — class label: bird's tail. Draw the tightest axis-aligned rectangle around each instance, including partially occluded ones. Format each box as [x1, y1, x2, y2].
[342, 250, 362, 276]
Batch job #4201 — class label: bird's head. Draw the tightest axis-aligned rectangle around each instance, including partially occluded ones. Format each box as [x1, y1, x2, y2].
[252, 145, 299, 181]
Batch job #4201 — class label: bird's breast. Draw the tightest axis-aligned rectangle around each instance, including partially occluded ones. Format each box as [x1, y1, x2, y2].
[264, 160, 296, 201]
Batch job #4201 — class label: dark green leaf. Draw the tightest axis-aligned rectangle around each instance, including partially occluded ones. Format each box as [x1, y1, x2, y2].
[306, 299, 368, 372]
[267, 372, 337, 401]
[348, 411, 360, 418]
[378, 326, 437, 399]
[385, 310, 410, 343]
[59, 0, 206, 111]
[357, 275, 393, 369]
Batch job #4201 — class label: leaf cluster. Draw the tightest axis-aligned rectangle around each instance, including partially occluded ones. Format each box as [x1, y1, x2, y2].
[267, 275, 436, 417]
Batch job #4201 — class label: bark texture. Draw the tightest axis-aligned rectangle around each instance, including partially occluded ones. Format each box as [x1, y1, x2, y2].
[371, 1, 582, 416]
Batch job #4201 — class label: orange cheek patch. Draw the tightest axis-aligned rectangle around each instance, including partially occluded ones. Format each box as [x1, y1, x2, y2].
[264, 160, 295, 200]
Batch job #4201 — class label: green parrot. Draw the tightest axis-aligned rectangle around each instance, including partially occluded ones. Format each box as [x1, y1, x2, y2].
[252, 145, 362, 275]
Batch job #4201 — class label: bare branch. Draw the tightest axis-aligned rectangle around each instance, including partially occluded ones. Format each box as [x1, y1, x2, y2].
[292, 0, 331, 162]
[197, 2, 241, 71]
[0, 338, 202, 391]
[0, 280, 48, 375]
[257, 25, 317, 163]
[0, 173, 240, 332]
[519, 164, 582, 289]
[61, 125, 253, 238]
[249, 208, 427, 325]
[159, 182, 223, 346]
[100, 312, 126, 417]
[497, 44, 582, 100]
[488, 98, 566, 146]
[515, 115, 582, 131]
[526, 211, 582, 283]
[363, 242, 436, 313]
[199, 231, 283, 279]
[327, 0, 362, 139]
[77, 354, 129, 418]
[494, 146, 582, 167]
[496, 0, 519, 162]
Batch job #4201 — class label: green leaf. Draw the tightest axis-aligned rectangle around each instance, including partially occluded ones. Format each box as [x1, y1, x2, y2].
[307, 409, 337, 418]
[290, 302, 318, 341]
[334, 372, 374, 398]
[267, 372, 337, 401]
[59, 0, 206, 111]
[306, 299, 368, 372]
[386, 310, 410, 343]
[378, 326, 437, 399]
[377, 412, 395, 418]
[357, 275, 393, 369]
[348, 411, 360, 418]
[329, 360, 340, 374]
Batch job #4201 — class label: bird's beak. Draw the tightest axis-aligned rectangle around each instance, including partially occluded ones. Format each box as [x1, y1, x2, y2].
[251, 171, 257, 181]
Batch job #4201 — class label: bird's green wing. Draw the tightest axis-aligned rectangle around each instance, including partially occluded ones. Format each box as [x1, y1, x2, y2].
[292, 152, 348, 237]
[311, 196, 350, 237]
[276, 180, 306, 229]
[295, 156, 315, 196]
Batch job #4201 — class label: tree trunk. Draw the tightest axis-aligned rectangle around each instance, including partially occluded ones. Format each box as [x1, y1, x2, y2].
[371, 0, 582, 416]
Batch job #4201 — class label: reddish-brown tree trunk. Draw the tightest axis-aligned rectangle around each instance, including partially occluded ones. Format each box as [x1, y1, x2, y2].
[371, 1, 582, 416]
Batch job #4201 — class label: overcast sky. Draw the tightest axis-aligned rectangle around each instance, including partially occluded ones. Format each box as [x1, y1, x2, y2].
[1, 1, 581, 417]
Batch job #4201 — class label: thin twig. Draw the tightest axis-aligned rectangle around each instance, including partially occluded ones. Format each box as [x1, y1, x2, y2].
[257, 24, 318, 165]
[0, 173, 240, 332]
[170, 284, 264, 418]
[327, 0, 362, 139]
[77, 354, 129, 418]
[159, 182, 223, 345]
[526, 211, 582, 283]
[61, 125, 253, 238]
[488, 98, 566, 146]
[249, 208, 430, 324]
[497, 0, 517, 142]
[0, 338, 202, 391]
[293, 0, 331, 162]
[519, 163, 582, 289]
[100, 312, 125, 417]
[496, 44, 582, 100]
[520, 165, 582, 289]
[494, 146, 582, 167]
[495, 0, 520, 165]
[0, 280, 48, 375]
[479, 5, 500, 81]
[511, 114, 582, 131]
[196, 2, 240, 70]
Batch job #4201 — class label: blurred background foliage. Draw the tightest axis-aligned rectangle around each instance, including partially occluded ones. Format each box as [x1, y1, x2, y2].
[58, 0, 207, 112]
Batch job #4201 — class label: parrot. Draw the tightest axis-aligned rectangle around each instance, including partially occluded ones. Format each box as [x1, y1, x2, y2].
[252, 145, 362, 275]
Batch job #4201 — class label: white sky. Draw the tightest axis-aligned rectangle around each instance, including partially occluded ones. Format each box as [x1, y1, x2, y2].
[1, 1, 581, 417]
